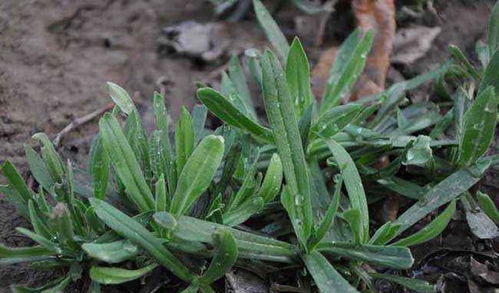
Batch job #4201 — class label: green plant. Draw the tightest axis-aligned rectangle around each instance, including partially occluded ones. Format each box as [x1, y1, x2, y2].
[1, 1, 498, 292]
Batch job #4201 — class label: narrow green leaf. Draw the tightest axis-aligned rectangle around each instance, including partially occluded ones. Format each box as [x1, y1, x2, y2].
[458, 86, 498, 166]
[221, 71, 251, 117]
[326, 139, 369, 242]
[27, 200, 52, 239]
[175, 107, 195, 174]
[197, 88, 273, 143]
[90, 264, 157, 285]
[89, 135, 109, 200]
[253, 0, 289, 61]
[1, 161, 31, 203]
[107, 82, 136, 115]
[317, 242, 414, 269]
[99, 113, 154, 211]
[245, 48, 263, 86]
[429, 108, 454, 138]
[223, 197, 264, 226]
[149, 130, 166, 179]
[213, 142, 241, 197]
[488, 1, 499, 55]
[309, 162, 333, 222]
[310, 178, 342, 248]
[153, 91, 176, 192]
[302, 251, 359, 293]
[228, 55, 256, 117]
[377, 177, 425, 200]
[90, 198, 192, 281]
[370, 273, 435, 293]
[476, 40, 490, 67]
[448, 45, 481, 80]
[130, 112, 152, 186]
[394, 201, 456, 247]
[372, 63, 450, 125]
[261, 49, 313, 247]
[393, 157, 491, 236]
[321, 30, 373, 111]
[343, 208, 363, 244]
[83, 240, 139, 263]
[166, 213, 296, 262]
[286, 38, 313, 115]
[16, 228, 60, 254]
[0, 244, 54, 265]
[32, 133, 65, 183]
[170, 135, 224, 216]
[155, 175, 168, 212]
[298, 103, 314, 149]
[313, 104, 362, 138]
[479, 50, 499, 93]
[51, 203, 77, 249]
[192, 104, 208, 142]
[41, 275, 71, 293]
[258, 153, 283, 203]
[476, 191, 499, 223]
[199, 230, 238, 284]
[153, 211, 178, 230]
[226, 156, 259, 211]
[369, 222, 401, 245]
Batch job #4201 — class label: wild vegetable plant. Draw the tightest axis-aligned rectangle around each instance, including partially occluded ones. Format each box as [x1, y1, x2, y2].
[1, 1, 498, 292]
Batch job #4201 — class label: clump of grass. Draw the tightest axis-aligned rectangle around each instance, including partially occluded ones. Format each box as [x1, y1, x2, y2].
[1, 1, 498, 292]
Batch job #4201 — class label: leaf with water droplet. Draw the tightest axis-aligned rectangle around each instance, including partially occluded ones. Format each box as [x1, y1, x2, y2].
[326, 139, 369, 243]
[302, 251, 359, 293]
[392, 157, 492, 239]
[321, 30, 374, 112]
[170, 135, 225, 216]
[83, 240, 139, 264]
[90, 264, 158, 285]
[252, 0, 289, 61]
[261, 49, 313, 248]
[458, 86, 498, 166]
[107, 82, 136, 115]
[286, 38, 314, 116]
[197, 88, 273, 143]
[317, 241, 413, 269]
[393, 201, 456, 247]
[99, 113, 154, 212]
[199, 230, 237, 285]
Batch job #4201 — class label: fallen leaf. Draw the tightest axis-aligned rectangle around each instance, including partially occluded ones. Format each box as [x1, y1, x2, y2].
[470, 257, 499, 285]
[465, 209, 499, 240]
[226, 269, 269, 293]
[159, 21, 266, 62]
[392, 26, 442, 65]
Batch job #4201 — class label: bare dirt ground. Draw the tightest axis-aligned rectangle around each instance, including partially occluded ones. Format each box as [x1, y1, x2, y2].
[0, 0, 496, 291]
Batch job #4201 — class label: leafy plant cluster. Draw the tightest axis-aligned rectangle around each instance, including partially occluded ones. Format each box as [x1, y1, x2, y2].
[1, 1, 498, 292]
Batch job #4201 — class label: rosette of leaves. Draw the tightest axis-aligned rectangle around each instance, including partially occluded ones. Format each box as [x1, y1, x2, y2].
[1, 1, 498, 292]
